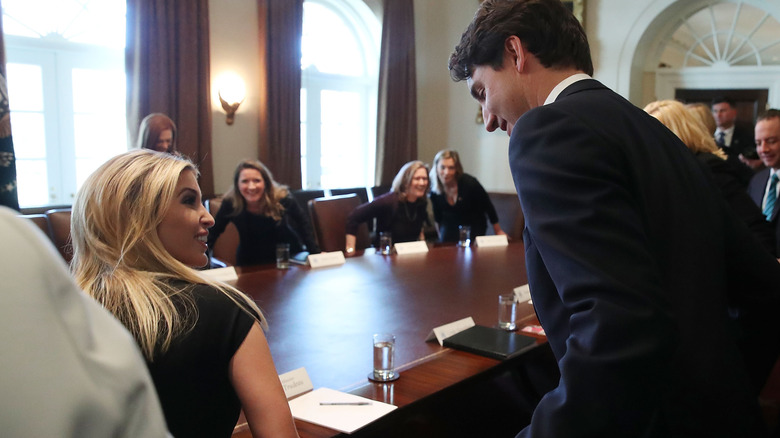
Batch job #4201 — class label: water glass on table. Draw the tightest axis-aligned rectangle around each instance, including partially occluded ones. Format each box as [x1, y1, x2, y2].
[379, 232, 393, 255]
[498, 293, 518, 331]
[370, 333, 399, 382]
[458, 225, 471, 247]
[276, 243, 290, 270]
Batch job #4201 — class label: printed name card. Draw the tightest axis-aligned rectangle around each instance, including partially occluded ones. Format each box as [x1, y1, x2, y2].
[279, 367, 314, 399]
[199, 266, 238, 282]
[513, 284, 532, 303]
[393, 241, 429, 255]
[308, 251, 346, 269]
[425, 316, 475, 346]
[475, 235, 509, 247]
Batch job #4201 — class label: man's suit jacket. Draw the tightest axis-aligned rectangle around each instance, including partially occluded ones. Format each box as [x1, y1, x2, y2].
[748, 168, 780, 255]
[727, 124, 757, 159]
[509, 79, 780, 438]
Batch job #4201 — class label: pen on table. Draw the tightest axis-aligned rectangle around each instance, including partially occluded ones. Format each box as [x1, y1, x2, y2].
[319, 402, 371, 406]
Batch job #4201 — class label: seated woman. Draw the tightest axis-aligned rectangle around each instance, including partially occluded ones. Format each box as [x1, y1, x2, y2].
[208, 159, 320, 266]
[429, 149, 506, 242]
[70, 150, 299, 438]
[645, 100, 776, 256]
[345, 160, 432, 254]
[137, 113, 177, 154]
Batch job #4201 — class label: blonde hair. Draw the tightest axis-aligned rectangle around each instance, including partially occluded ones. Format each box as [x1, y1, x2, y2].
[430, 149, 464, 194]
[685, 102, 717, 135]
[644, 100, 726, 159]
[71, 149, 264, 360]
[391, 160, 431, 201]
[224, 159, 289, 221]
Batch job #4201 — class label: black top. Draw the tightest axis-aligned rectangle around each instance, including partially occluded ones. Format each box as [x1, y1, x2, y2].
[346, 192, 430, 245]
[146, 283, 257, 438]
[208, 195, 320, 266]
[429, 173, 499, 242]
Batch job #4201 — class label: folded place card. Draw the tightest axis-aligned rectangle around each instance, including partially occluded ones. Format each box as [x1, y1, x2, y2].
[393, 241, 429, 255]
[475, 235, 509, 247]
[308, 251, 346, 269]
[425, 316, 475, 346]
[288, 387, 397, 434]
[513, 284, 532, 303]
[442, 325, 537, 360]
[199, 266, 238, 282]
[279, 367, 313, 399]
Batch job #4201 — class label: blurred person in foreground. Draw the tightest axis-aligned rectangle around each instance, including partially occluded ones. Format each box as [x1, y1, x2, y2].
[449, 0, 780, 436]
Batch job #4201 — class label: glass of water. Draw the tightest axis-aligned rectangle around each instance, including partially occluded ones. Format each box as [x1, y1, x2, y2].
[379, 232, 393, 255]
[370, 333, 398, 382]
[498, 293, 518, 331]
[458, 225, 471, 247]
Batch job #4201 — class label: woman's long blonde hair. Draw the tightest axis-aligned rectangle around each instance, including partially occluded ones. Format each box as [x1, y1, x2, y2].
[71, 149, 264, 360]
[644, 99, 726, 159]
[224, 159, 289, 221]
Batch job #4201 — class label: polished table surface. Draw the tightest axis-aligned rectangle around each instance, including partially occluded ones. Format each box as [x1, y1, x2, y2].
[229, 243, 552, 437]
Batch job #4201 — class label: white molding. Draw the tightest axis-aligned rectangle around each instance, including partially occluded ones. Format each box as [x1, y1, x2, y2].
[655, 66, 780, 108]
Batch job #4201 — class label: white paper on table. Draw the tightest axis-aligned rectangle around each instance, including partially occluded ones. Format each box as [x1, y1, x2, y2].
[199, 266, 238, 282]
[288, 387, 397, 434]
[475, 235, 509, 247]
[425, 316, 475, 346]
[308, 251, 346, 269]
[513, 284, 533, 304]
[393, 241, 429, 255]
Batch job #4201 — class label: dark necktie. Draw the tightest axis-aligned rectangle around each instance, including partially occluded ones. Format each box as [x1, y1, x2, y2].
[764, 173, 779, 221]
[716, 131, 726, 148]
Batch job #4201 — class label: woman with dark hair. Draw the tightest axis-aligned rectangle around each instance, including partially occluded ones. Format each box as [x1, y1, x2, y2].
[429, 149, 506, 242]
[136, 113, 177, 154]
[208, 159, 320, 266]
[345, 160, 432, 255]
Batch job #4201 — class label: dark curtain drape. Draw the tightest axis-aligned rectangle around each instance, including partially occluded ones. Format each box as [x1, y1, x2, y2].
[0, 0, 19, 211]
[126, 0, 214, 197]
[257, 0, 303, 190]
[375, 0, 417, 186]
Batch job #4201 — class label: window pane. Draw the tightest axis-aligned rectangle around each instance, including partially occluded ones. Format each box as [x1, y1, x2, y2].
[9, 112, 46, 159]
[6, 63, 43, 112]
[72, 68, 125, 114]
[16, 159, 49, 207]
[302, 2, 364, 76]
[73, 113, 126, 183]
[320, 90, 362, 188]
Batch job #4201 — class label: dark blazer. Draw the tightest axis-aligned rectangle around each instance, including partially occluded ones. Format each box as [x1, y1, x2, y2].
[510, 79, 780, 437]
[748, 168, 780, 256]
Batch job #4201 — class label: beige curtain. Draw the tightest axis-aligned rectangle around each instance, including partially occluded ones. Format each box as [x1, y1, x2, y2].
[257, 0, 303, 190]
[126, 0, 215, 197]
[375, 0, 417, 185]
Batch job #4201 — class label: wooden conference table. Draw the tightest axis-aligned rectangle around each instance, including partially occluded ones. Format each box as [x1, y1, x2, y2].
[230, 242, 558, 438]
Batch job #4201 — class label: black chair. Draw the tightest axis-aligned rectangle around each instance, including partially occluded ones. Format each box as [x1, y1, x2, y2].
[486, 192, 525, 240]
[370, 185, 391, 200]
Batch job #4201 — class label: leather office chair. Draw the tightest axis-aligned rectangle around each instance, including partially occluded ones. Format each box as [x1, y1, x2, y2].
[308, 194, 371, 253]
[205, 197, 238, 266]
[370, 185, 391, 200]
[291, 189, 325, 212]
[45, 208, 73, 263]
[329, 187, 369, 205]
[486, 192, 525, 240]
[19, 213, 50, 238]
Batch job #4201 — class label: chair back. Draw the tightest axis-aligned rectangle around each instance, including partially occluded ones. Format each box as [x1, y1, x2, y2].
[486, 192, 525, 240]
[291, 189, 325, 212]
[370, 185, 391, 200]
[20, 213, 49, 237]
[309, 194, 370, 253]
[330, 187, 369, 205]
[205, 197, 238, 266]
[45, 208, 73, 263]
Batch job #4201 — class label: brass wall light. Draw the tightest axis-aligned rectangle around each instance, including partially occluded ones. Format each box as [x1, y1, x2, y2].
[216, 73, 246, 125]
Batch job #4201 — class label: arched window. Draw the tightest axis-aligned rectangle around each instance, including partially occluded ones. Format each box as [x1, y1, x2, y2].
[2, 0, 126, 208]
[300, 0, 380, 189]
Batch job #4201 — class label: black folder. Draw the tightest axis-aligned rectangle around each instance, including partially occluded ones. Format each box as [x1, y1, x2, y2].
[442, 325, 537, 360]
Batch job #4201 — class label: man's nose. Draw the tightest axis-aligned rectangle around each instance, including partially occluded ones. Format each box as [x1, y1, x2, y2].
[484, 108, 499, 132]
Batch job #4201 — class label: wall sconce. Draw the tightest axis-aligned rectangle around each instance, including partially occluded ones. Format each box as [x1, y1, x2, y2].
[216, 73, 246, 125]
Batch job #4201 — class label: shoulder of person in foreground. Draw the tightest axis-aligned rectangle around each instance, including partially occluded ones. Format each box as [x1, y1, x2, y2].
[0, 206, 169, 438]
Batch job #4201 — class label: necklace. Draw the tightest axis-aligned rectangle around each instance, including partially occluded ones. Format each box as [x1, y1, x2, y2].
[403, 201, 418, 222]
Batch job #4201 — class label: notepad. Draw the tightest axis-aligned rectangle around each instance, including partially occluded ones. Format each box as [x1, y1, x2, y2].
[288, 387, 397, 434]
[442, 325, 536, 360]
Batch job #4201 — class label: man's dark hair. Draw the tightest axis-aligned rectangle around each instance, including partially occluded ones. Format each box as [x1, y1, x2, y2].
[448, 0, 593, 82]
[711, 96, 736, 108]
[757, 109, 780, 124]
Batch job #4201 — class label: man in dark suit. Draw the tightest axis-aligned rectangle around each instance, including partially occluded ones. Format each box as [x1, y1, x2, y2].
[748, 109, 780, 256]
[712, 96, 762, 180]
[449, 1, 780, 436]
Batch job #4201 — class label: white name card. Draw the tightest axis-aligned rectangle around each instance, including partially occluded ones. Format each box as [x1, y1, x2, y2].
[393, 241, 429, 255]
[308, 251, 346, 269]
[199, 266, 238, 282]
[425, 316, 475, 346]
[475, 235, 509, 247]
[279, 367, 314, 399]
[513, 284, 532, 303]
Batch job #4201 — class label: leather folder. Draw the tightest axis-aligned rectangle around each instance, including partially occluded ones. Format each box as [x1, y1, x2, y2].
[442, 325, 536, 360]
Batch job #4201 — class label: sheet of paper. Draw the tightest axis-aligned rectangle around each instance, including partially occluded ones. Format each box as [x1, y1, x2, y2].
[513, 284, 532, 303]
[475, 235, 509, 247]
[308, 251, 346, 269]
[394, 241, 429, 255]
[279, 367, 313, 399]
[288, 387, 397, 434]
[199, 266, 238, 282]
[425, 316, 475, 346]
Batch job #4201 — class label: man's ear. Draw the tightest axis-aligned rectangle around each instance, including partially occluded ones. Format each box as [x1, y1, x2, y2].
[504, 36, 525, 72]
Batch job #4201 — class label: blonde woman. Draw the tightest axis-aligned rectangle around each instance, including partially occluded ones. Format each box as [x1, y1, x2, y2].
[71, 150, 299, 438]
[645, 100, 775, 256]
